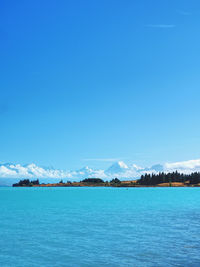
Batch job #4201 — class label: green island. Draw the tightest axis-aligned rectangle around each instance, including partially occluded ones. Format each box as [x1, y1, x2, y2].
[12, 172, 200, 187]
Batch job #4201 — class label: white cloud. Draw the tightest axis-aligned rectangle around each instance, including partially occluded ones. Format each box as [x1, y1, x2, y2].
[0, 166, 17, 177]
[1, 159, 200, 182]
[0, 163, 72, 179]
[165, 159, 200, 172]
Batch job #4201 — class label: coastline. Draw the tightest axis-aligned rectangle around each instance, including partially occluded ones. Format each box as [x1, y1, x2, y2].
[14, 181, 200, 188]
[13, 175, 200, 187]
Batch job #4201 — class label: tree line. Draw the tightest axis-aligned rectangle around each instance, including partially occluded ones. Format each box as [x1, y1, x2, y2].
[137, 171, 200, 185]
[81, 178, 121, 184]
[13, 179, 39, 187]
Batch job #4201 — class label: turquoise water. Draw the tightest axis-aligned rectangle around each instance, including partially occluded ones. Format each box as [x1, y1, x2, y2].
[0, 187, 200, 267]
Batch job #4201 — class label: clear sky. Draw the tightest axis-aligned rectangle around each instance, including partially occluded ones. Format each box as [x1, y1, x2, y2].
[1, 0, 200, 170]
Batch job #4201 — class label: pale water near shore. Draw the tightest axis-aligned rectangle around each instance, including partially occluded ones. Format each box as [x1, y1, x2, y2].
[0, 187, 200, 266]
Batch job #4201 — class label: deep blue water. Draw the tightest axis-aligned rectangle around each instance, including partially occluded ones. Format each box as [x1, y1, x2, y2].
[0, 187, 200, 267]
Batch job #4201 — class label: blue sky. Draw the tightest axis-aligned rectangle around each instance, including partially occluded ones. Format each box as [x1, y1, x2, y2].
[0, 0, 200, 170]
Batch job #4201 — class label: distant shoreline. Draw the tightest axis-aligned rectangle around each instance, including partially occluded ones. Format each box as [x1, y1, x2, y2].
[13, 182, 200, 188]
[13, 174, 200, 187]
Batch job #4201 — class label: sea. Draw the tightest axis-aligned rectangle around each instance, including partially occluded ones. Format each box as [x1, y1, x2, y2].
[0, 187, 200, 267]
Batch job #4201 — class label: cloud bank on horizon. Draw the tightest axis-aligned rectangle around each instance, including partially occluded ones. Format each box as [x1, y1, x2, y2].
[1, 159, 200, 181]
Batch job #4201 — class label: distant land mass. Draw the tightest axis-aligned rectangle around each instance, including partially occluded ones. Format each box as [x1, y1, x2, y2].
[13, 172, 200, 187]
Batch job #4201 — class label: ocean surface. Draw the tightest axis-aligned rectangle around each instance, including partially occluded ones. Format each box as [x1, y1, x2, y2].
[0, 187, 200, 267]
